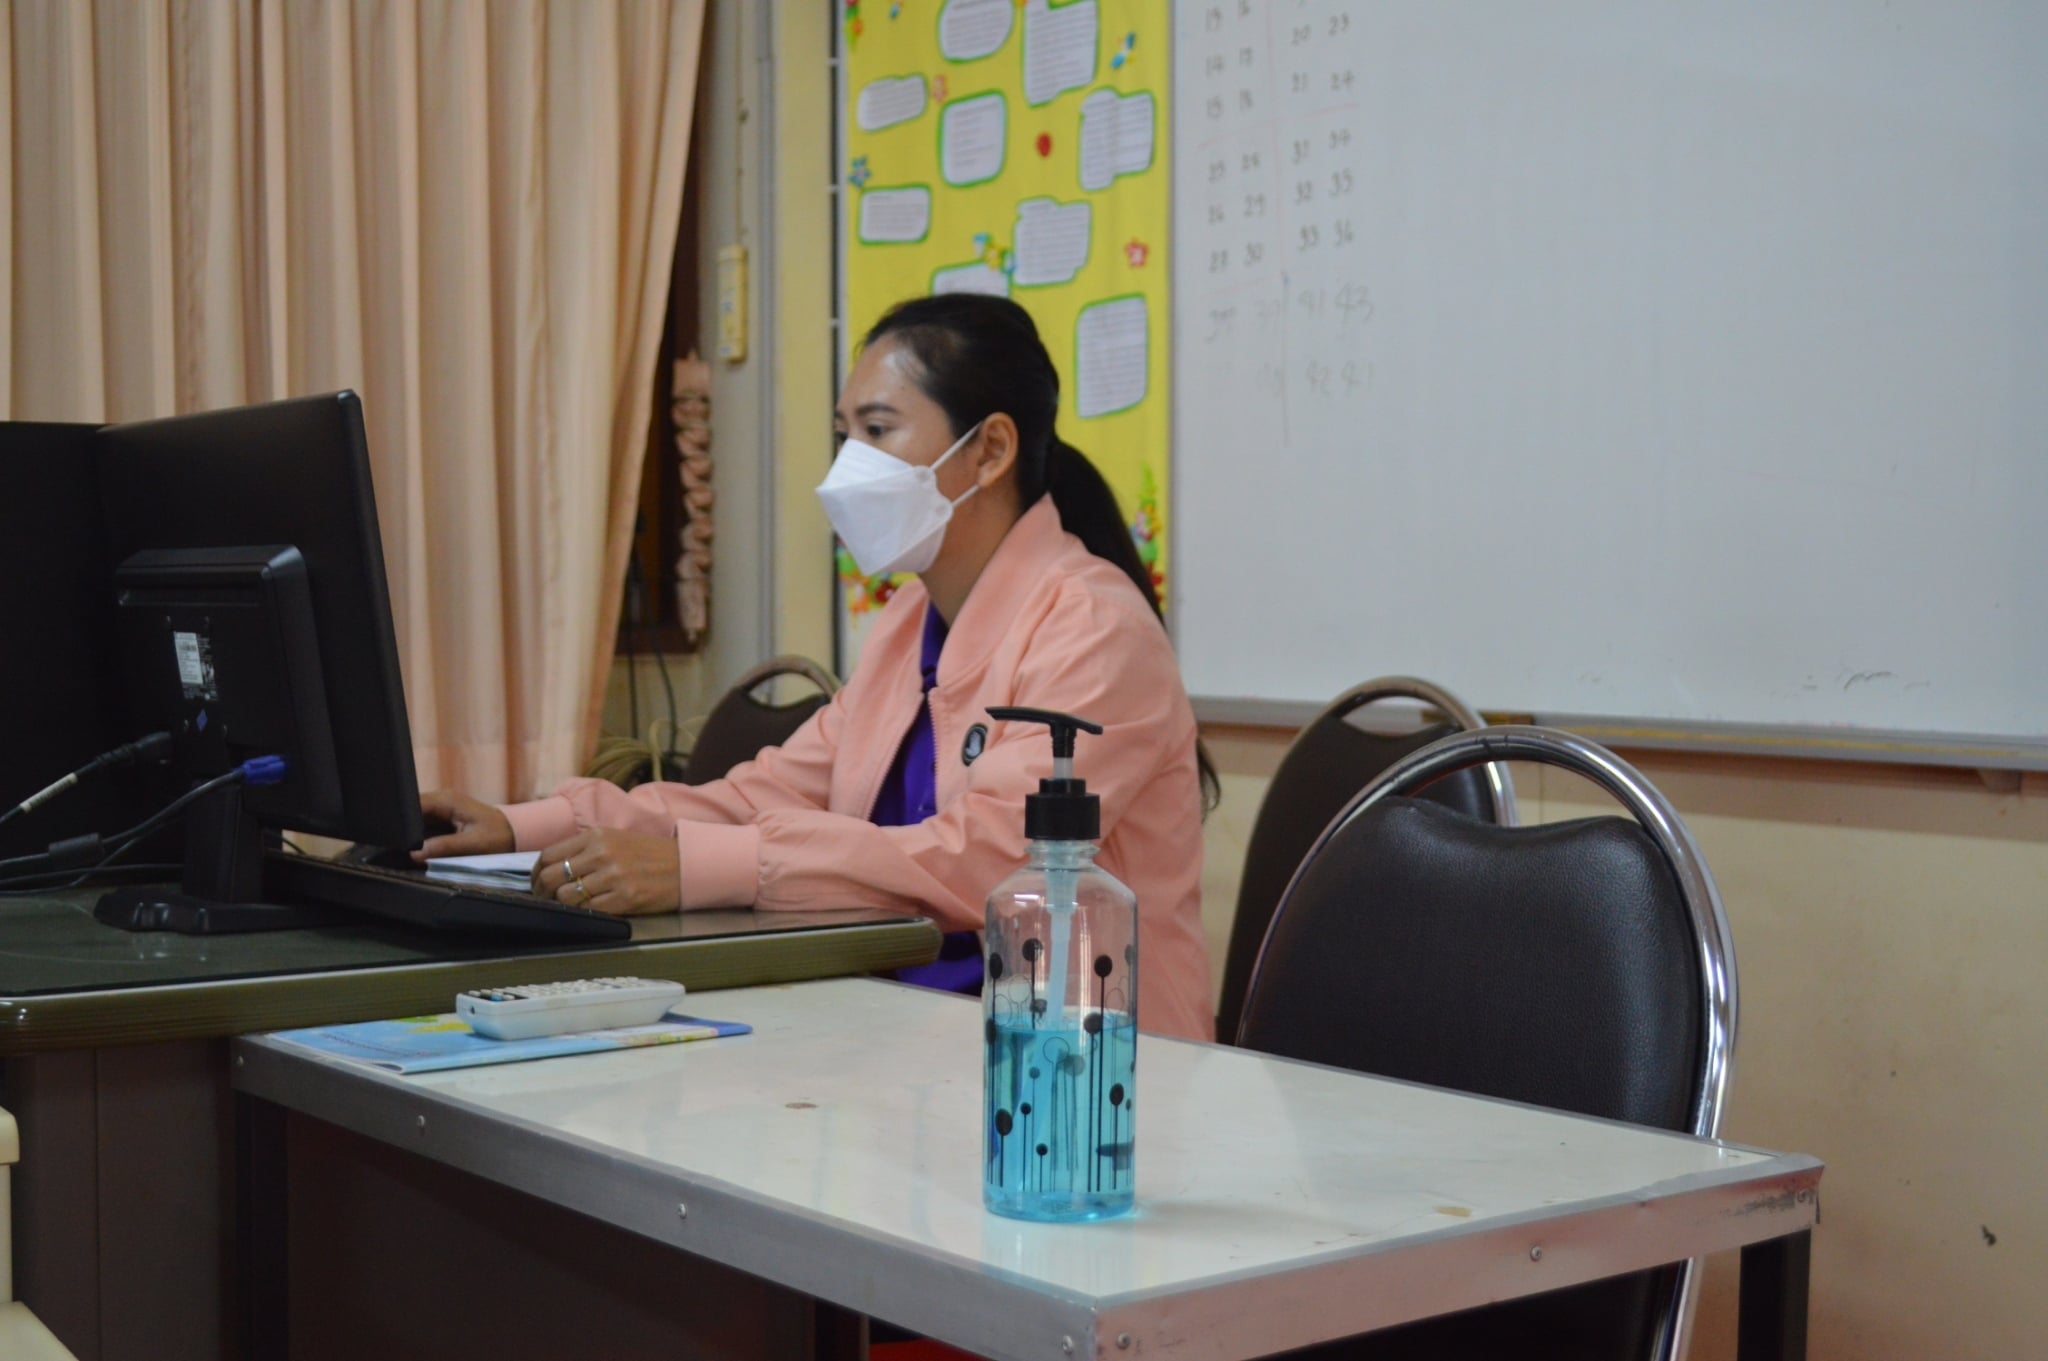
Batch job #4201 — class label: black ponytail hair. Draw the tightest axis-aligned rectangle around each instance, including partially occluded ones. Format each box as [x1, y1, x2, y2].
[863, 293, 1219, 814]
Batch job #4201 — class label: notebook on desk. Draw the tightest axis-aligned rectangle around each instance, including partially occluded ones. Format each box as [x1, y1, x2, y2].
[269, 1010, 748, 1074]
[421, 851, 542, 890]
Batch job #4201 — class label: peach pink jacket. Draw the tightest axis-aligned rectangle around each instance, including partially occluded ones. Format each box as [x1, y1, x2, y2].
[503, 497, 1214, 1041]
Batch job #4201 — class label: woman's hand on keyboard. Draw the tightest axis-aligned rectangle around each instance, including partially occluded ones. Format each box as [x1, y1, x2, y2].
[415, 790, 516, 861]
[531, 828, 683, 916]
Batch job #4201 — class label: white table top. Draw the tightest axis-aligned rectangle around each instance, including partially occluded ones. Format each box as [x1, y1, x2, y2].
[235, 977, 1820, 1361]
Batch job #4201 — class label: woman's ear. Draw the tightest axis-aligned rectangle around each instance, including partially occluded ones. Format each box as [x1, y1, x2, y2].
[976, 412, 1021, 487]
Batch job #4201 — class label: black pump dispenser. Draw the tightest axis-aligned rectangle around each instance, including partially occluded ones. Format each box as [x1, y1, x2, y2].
[987, 707, 1103, 841]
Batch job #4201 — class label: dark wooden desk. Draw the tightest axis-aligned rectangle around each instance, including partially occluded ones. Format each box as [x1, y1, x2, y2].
[0, 887, 939, 1361]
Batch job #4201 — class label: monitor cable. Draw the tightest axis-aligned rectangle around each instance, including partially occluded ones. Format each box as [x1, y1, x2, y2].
[0, 754, 287, 892]
[0, 731, 174, 834]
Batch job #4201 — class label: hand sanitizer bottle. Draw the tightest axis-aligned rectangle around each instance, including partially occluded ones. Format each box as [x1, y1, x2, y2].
[981, 707, 1138, 1222]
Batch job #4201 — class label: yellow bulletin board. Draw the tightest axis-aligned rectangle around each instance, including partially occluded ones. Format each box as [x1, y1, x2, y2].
[837, 0, 1171, 661]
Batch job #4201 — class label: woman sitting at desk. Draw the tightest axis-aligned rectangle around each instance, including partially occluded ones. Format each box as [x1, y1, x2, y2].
[421, 295, 1217, 1041]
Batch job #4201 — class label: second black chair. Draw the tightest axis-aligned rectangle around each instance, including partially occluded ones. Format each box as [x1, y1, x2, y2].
[1214, 677, 1516, 1041]
[683, 655, 838, 785]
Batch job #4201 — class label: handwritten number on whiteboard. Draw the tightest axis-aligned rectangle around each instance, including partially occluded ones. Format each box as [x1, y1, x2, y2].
[1335, 283, 1373, 320]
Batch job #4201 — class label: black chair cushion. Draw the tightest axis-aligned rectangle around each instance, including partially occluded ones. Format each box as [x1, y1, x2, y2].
[1239, 797, 1701, 1129]
[1218, 718, 1497, 1041]
[1236, 797, 1705, 1361]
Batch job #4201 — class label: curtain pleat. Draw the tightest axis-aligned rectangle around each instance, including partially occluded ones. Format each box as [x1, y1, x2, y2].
[12, 0, 109, 418]
[4, 0, 705, 803]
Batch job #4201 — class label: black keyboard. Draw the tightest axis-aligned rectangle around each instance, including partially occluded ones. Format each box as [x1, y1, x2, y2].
[265, 852, 631, 942]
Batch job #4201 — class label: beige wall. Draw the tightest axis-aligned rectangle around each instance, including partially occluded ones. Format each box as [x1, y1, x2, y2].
[1204, 731, 2048, 1361]
[763, 3, 838, 667]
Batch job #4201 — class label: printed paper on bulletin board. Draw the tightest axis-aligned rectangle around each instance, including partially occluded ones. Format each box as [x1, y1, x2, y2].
[839, 0, 1170, 660]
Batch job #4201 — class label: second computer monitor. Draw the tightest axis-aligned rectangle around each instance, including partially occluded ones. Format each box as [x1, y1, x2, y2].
[96, 391, 422, 852]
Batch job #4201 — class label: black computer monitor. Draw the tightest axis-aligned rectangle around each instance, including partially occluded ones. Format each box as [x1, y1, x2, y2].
[93, 392, 423, 923]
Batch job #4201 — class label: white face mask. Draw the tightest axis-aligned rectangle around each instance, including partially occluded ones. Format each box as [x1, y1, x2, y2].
[816, 420, 983, 577]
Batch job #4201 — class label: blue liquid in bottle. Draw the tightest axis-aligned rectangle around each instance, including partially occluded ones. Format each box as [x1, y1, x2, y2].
[980, 708, 1138, 1223]
[983, 1007, 1136, 1222]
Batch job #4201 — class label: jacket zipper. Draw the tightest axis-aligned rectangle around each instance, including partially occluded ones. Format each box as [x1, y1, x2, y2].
[927, 689, 946, 820]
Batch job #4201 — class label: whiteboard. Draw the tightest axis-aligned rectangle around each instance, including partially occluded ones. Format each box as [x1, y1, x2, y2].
[1170, 2, 2048, 751]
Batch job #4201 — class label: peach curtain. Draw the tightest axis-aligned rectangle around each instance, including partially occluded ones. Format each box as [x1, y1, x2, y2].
[1, 0, 704, 800]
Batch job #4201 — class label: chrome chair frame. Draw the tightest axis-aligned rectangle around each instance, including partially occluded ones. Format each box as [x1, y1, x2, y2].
[1244, 724, 1737, 1361]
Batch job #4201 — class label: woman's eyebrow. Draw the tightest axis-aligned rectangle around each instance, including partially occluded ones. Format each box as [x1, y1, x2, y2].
[853, 401, 901, 419]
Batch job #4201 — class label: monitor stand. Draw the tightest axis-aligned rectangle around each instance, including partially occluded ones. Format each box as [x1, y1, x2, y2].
[95, 782, 344, 934]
